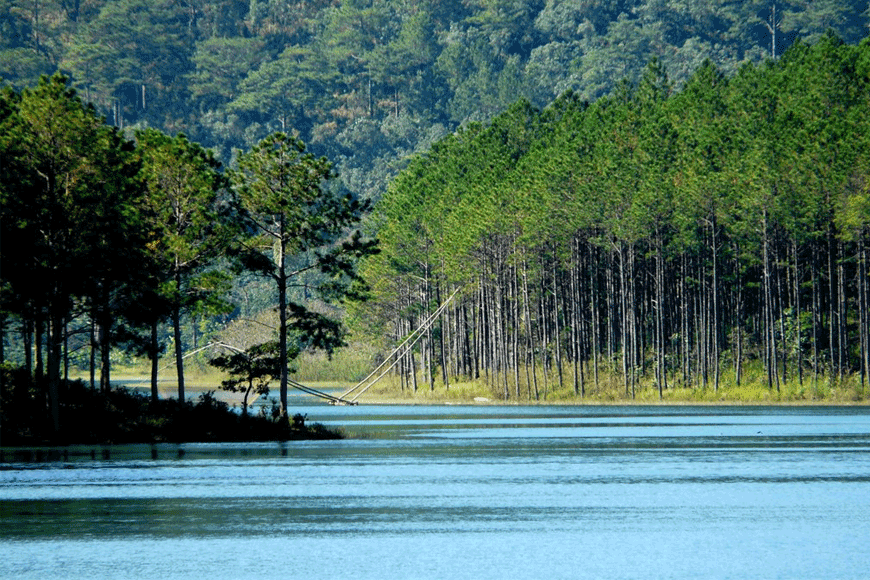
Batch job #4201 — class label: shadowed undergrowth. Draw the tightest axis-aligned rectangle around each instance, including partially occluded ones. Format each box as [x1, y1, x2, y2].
[1, 368, 342, 446]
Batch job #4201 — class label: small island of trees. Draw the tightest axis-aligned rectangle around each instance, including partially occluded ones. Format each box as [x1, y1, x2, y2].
[0, 74, 374, 444]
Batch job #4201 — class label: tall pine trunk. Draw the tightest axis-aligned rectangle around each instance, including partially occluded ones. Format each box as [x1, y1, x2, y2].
[150, 320, 160, 402]
[711, 217, 720, 392]
[277, 214, 289, 415]
[172, 262, 186, 402]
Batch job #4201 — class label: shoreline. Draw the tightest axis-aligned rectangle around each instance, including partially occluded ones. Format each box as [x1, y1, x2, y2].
[350, 396, 870, 407]
[109, 377, 870, 407]
[348, 381, 870, 407]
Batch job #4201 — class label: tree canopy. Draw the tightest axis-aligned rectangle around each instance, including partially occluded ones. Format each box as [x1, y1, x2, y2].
[1, 75, 373, 435]
[3, 1, 867, 202]
[358, 35, 870, 400]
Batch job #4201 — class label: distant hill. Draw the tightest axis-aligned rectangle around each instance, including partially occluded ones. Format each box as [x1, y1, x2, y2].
[2, 1, 867, 201]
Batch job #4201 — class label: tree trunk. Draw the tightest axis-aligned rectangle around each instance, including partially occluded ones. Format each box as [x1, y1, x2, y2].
[590, 246, 600, 391]
[552, 257, 564, 392]
[511, 266, 521, 398]
[172, 301, 185, 403]
[763, 210, 777, 391]
[522, 259, 539, 400]
[628, 245, 637, 399]
[35, 317, 44, 381]
[88, 317, 96, 389]
[859, 232, 870, 395]
[711, 218, 720, 392]
[437, 282, 449, 391]
[242, 380, 251, 417]
[837, 238, 847, 383]
[618, 243, 630, 396]
[734, 242, 743, 386]
[150, 320, 160, 403]
[828, 227, 837, 380]
[793, 239, 803, 386]
[0, 315, 4, 393]
[774, 248, 788, 385]
[23, 317, 33, 378]
[97, 315, 111, 395]
[63, 318, 69, 381]
[811, 240, 820, 389]
[410, 310, 419, 392]
[697, 258, 707, 388]
[571, 237, 582, 397]
[47, 308, 63, 435]
[278, 235, 289, 415]
[656, 233, 665, 399]
[538, 262, 549, 399]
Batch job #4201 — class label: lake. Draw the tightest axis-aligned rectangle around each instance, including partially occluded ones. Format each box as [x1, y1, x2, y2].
[2, 404, 869, 580]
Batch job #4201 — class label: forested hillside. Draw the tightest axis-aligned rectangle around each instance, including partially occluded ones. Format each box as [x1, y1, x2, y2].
[2, 0, 868, 201]
[361, 34, 870, 400]
[4, 1, 870, 405]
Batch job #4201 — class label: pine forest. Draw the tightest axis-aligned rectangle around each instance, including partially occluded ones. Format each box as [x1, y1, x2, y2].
[364, 36, 870, 402]
[3, 1, 870, 416]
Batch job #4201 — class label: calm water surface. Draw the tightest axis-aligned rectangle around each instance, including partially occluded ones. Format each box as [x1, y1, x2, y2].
[2, 404, 870, 580]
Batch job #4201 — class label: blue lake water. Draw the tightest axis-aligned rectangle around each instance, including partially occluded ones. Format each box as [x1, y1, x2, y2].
[2, 404, 870, 580]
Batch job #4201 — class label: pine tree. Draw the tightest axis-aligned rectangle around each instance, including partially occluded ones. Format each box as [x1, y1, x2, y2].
[230, 132, 375, 414]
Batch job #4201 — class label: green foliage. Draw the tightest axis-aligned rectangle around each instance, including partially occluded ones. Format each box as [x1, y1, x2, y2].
[189, 36, 267, 109]
[209, 342, 282, 416]
[62, 0, 195, 127]
[229, 45, 336, 133]
[3, 3, 870, 425]
[359, 35, 870, 402]
[1, 73, 145, 424]
[1, 78, 370, 438]
[230, 131, 377, 412]
[135, 126, 233, 401]
[4, 0, 867, 206]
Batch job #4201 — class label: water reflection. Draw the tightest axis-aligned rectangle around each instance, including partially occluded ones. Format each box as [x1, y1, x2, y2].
[2, 405, 870, 580]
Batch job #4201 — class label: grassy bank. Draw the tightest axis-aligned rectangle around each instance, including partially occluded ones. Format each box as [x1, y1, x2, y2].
[348, 365, 870, 406]
[85, 347, 870, 406]
[285, 344, 868, 405]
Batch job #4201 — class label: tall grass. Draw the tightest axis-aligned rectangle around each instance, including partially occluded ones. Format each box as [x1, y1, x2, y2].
[89, 347, 868, 405]
[356, 358, 869, 404]
[292, 341, 381, 383]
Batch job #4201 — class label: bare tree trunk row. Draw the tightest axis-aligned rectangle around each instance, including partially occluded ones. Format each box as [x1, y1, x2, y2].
[378, 218, 870, 400]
